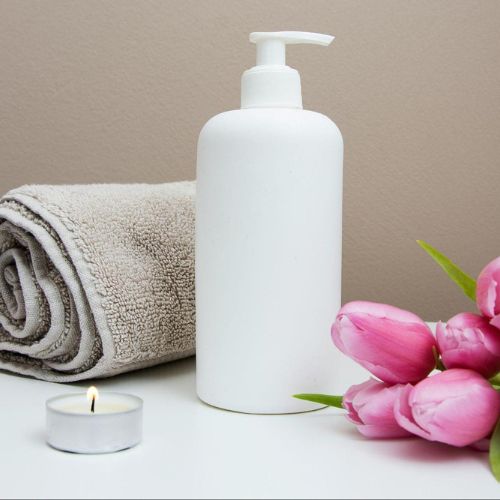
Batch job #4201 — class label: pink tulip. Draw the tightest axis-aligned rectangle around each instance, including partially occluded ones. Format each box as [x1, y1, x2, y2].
[331, 301, 436, 384]
[394, 369, 500, 447]
[436, 313, 500, 378]
[477, 257, 500, 328]
[343, 379, 412, 439]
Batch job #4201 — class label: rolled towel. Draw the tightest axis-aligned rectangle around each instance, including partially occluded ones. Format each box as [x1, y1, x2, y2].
[0, 182, 195, 381]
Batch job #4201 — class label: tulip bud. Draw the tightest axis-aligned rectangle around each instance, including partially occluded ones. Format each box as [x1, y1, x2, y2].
[436, 313, 500, 378]
[343, 379, 412, 439]
[394, 369, 500, 447]
[331, 301, 436, 384]
[477, 257, 500, 328]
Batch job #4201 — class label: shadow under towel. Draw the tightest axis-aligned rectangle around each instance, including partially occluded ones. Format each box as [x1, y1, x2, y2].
[0, 182, 195, 382]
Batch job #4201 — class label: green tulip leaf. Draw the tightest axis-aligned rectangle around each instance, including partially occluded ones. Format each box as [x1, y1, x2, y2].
[417, 240, 476, 302]
[490, 418, 500, 482]
[293, 394, 344, 409]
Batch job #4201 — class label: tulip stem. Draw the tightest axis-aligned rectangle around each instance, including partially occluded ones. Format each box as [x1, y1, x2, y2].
[293, 394, 344, 409]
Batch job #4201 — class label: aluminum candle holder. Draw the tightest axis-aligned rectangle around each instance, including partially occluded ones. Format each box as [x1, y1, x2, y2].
[46, 388, 143, 454]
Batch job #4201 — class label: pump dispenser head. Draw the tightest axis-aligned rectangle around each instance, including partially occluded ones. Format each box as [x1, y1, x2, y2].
[241, 31, 334, 109]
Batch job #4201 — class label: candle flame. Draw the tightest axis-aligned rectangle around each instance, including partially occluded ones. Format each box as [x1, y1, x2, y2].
[87, 386, 99, 402]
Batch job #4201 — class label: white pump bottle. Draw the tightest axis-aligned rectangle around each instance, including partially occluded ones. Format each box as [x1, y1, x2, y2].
[196, 31, 343, 414]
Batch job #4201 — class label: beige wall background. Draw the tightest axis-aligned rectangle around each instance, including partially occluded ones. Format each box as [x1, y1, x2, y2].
[1, 0, 499, 320]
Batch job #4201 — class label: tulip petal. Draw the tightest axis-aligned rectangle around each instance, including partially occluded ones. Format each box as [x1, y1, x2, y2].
[344, 379, 384, 425]
[345, 413, 363, 425]
[422, 393, 499, 447]
[357, 385, 405, 426]
[338, 301, 426, 325]
[344, 378, 411, 439]
[410, 369, 476, 403]
[437, 314, 500, 378]
[490, 315, 500, 330]
[398, 369, 500, 447]
[336, 312, 435, 384]
[393, 384, 433, 441]
[484, 279, 498, 318]
[477, 257, 500, 318]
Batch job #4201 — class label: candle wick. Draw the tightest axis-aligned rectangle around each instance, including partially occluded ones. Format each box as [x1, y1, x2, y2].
[91, 395, 96, 413]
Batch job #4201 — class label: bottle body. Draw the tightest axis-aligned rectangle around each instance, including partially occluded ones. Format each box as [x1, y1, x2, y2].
[196, 108, 343, 414]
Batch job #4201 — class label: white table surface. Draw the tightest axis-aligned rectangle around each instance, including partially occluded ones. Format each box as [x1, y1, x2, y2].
[1, 330, 500, 499]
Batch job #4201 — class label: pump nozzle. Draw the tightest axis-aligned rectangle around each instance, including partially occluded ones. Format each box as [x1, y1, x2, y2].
[250, 32, 334, 66]
[241, 31, 334, 109]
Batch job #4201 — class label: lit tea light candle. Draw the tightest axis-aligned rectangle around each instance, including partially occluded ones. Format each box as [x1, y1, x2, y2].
[46, 387, 143, 454]
[88, 385, 98, 413]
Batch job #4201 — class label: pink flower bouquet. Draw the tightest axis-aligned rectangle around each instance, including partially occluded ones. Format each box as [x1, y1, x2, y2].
[295, 241, 500, 481]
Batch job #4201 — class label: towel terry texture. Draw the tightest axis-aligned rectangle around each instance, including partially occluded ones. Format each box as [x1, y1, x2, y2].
[0, 182, 195, 381]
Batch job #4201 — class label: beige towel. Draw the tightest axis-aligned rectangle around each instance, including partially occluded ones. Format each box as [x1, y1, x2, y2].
[0, 182, 195, 381]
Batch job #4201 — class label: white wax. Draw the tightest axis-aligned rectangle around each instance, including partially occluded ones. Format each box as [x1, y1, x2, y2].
[48, 393, 141, 414]
[61, 403, 130, 414]
[46, 392, 143, 454]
